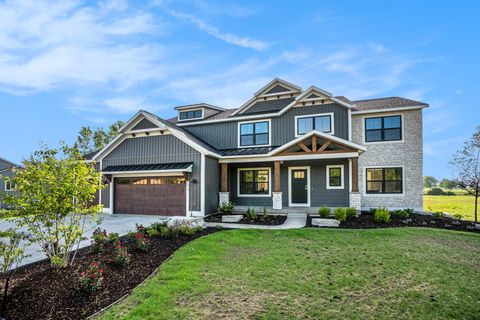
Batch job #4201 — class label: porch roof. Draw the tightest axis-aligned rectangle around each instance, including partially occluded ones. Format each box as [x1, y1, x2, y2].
[102, 162, 193, 174]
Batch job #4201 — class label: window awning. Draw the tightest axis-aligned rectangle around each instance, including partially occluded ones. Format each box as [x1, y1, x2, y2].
[102, 162, 193, 174]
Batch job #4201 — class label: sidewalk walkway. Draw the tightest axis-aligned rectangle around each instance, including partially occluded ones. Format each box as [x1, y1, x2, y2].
[205, 213, 307, 230]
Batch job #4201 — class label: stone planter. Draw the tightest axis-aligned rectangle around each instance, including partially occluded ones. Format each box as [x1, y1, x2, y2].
[221, 215, 243, 223]
[311, 218, 340, 227]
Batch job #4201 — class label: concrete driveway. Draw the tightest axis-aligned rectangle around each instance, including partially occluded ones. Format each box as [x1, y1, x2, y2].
[0, 214, 169, 268]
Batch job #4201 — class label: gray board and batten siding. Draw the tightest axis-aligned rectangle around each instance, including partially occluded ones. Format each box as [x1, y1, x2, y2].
[228, 159, 349, 208]
[101, 134, 202, 212]
[182, 103, 349, 150]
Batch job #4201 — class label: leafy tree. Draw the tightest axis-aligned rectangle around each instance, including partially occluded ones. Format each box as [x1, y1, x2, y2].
[0, 229, 29, 317]
[3, 143, 104, 268]
[423, 176, 438, 189]
[439, 178, 457, 190]
[450, 126, 480, 223]
[75, 120, 125, 155]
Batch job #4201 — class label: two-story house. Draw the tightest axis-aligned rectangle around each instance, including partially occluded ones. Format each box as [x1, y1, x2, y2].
[90, 78, 427, 216]
[0, 156, 20, 209]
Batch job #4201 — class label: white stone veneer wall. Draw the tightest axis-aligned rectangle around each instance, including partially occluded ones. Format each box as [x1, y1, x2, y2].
[351, 109, 424, 211]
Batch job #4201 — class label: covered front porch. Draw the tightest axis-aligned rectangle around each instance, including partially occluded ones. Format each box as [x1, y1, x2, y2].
[218, 131, 363, 211]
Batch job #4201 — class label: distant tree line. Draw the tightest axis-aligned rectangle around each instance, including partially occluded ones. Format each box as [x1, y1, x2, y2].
[75, 121, 124, 155]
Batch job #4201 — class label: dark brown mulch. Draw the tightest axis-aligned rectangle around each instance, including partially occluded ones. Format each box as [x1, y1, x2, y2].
[205, 213, 287, 225]
[307, 212, 479, 233]
[0, 228, 217, 320]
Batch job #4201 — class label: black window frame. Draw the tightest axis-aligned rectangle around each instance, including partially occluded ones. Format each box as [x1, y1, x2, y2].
[239, 121, 270, 147]
[179, 109, 203, 120]
[296, 114, 332, 136]
[238, 169, 270, 195]
[366, 167, 403, 194]
[364, 115, 402, 142]
[328, 167, 342, 188]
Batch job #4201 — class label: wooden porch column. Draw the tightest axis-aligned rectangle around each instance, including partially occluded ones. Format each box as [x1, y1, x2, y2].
[274, 161, 281, 192]
[220, 163, 228, 192]
[351, 157, 359, 192]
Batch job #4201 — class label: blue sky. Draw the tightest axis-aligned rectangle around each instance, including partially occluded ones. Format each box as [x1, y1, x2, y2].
[0, 0, 478, 178]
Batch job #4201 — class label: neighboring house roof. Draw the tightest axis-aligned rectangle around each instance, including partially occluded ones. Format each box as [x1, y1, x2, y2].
[352, 97, 428, 112]
[0, 156, 20, 168]
[174, 103, 225, 112]
[103, 162, 193, 173]
[84, 150, 100, 160]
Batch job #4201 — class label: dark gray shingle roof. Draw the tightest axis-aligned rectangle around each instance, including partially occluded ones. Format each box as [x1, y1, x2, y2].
[352, 97, 428, 111]
[103, 162, 193, 173]
[84, 150, 100, 160]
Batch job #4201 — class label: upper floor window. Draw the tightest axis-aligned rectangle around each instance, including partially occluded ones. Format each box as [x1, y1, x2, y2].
[366, 167, 403, 194]
[179, 109, 202, 121]
[239, 120, 270, 147]
[296, 113, 333, 136]
[365, 115, 402, 142]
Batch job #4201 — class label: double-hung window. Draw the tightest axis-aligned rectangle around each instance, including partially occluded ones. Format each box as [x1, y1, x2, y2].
[238, 168, 270, 196]
[366, 167, 403, 194]
[239, 121, 269, 147]
[296, 114, 332, 136]
[365, 115, 402, 142]
[326, 165, 344, 189]
[4, 179, 13, 191]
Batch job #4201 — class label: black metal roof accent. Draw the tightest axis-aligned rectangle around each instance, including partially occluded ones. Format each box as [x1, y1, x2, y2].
[103, 162, 193, 172]
[219, 146, 279, 156]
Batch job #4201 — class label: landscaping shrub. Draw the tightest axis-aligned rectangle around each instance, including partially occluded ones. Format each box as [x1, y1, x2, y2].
[246, 207, 257, 220]
[262, 207, 268, 220]
[134, 233, 149, 252]
[405, 208, 415, 215]
[345, 208, 357, 219]
[79, 262, 103, 293]
[126, 231, 136, 241]
[0, 229, 29, 316]
[374, 208, 390, 223]
[445, 191, 456, 196]
[110, 241, 130, 266]
[426, 187, 446, 195]
[91, 228, 108, 253]
[431, 211, 446, 218]
[159, 226, 173, 238]
[107, 232, 119, 243]
[146, 228, 161, 237]
[175, 225, 202, 236]
[318, 206, 331, 218]
[369, 208, 378, 214]
[452, 213, 463, 220]
[393, 209, 410, 219]
[219, 202, 235, 214]
[334, 208, 346, 222]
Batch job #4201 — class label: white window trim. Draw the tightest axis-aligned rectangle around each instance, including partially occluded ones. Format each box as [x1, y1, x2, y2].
[178, 108, 204, 122]
[237, 167, 272, 197]
[237, 119, 272, 148]
[363, 165, 405, 196]
[326, 165, 344, 190]
[294, 112, 335, 137]
[288, 166, 311, 207]
[4, 179, 13, 191]
[363, 114, 404, 144]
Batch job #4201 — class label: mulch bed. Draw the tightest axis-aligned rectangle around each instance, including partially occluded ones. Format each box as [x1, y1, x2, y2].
[307, 212, 480, 233]
[0, 228, 217, 320]
[205, 213, 287, 225]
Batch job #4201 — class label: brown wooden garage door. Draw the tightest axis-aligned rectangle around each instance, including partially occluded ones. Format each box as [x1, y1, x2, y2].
[114, 176, 186, 215]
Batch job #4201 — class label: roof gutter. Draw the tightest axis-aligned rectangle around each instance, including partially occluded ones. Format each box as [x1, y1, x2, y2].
[351, 105, 428, 115]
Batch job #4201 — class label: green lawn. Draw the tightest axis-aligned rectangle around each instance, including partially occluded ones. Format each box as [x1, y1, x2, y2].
[97, 228, 480, 320]
[424, 195, 478, 221]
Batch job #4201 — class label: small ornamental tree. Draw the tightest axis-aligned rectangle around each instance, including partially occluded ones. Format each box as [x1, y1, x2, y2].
[0, 229, 29, 317]
[3, 143, 104, 268]
[450, 126, 480, 223]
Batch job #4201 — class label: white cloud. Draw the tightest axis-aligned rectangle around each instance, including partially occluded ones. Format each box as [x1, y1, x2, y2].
[169, 11, 268, 51]
[0, 0, 162, 93]
[104, 97, 147, 114]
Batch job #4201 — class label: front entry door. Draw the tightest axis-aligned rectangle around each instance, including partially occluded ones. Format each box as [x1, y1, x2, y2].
[289, 167, 310, 206]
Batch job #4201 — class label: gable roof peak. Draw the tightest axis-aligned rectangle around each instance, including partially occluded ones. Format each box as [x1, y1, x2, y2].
[253, 78, 302, 97]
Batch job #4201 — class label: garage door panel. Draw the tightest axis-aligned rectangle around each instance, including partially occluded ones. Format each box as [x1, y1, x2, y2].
[114, 176, 186, 215]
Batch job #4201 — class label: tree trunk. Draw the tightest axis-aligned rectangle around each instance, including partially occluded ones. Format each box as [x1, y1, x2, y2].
[475, 189, 479, 224]
[1, 276, 10, 318]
